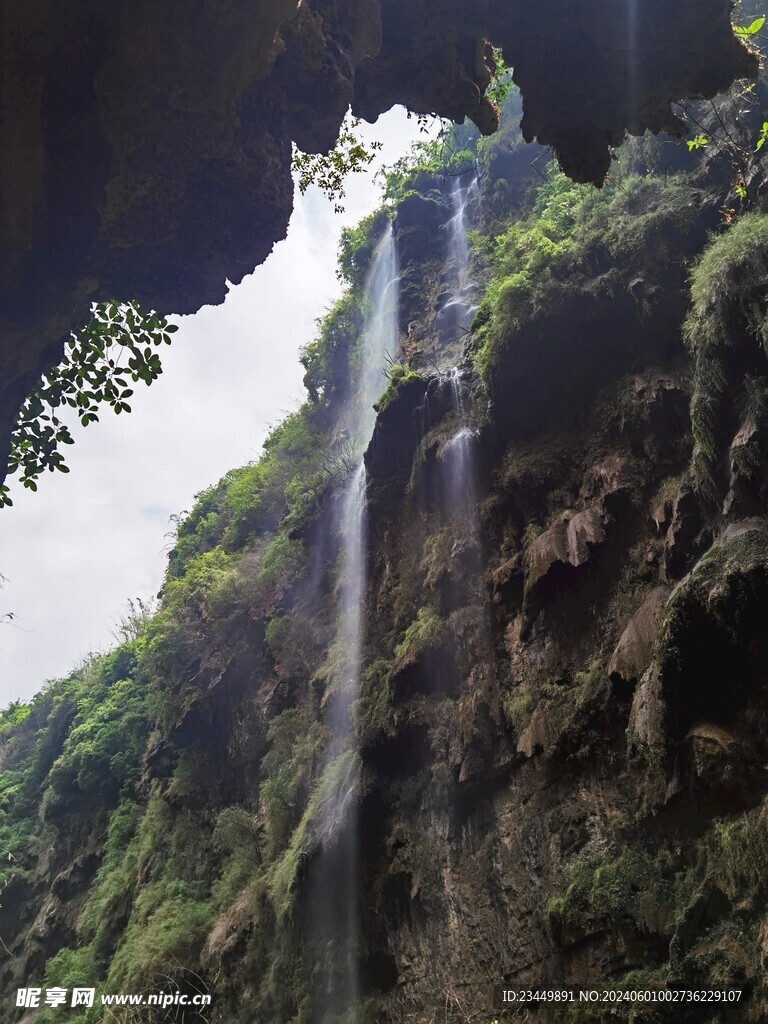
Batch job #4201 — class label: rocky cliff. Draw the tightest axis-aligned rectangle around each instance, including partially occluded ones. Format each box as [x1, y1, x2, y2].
[3, 84, 768, 1024]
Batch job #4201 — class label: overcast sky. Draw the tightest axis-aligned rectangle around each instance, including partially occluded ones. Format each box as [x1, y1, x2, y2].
[0, 109, 426, 706]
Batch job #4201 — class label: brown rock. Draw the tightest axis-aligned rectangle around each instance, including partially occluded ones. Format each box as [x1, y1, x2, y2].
[628, 665, 665, 747]
[609, 586, 669, 697]
[517, 704, 547, 757]
[526, 507, 606, 592]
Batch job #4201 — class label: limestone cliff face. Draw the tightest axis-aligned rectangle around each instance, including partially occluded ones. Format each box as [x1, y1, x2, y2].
[4, 93, 768, 1024]
[0, 0, 757, 483]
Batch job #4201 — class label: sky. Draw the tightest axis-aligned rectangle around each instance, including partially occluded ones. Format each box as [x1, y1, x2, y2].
[0, 109, 428, 705]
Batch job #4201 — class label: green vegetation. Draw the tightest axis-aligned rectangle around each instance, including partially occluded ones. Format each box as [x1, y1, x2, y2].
[2, 301, 177, 508]
[684, 213, 768, 499]
[711, 797, 768, 898]
[168, 407, 333, 571]
[501, 688, 536, 735]
[373, 362, 424, 413]
[394, 603, 448, 664]
[547, 798, 768, 996]
[260, 709, 325, 858]
[354, 660, 393, 747]
[485, 48, 513, 109]
[43, 672, 147, 812]
[734, 14, 765, 38]
[292, 114, 384, 214]
[470, 170, 699, 387]
[0, 699, 31, 738]
[337, 209, 391, 289]
[0, 643, 148, 888]
[301, 293, 362, 408]
[381, 136, 476, 204]
[269, 749, 359, 919]
[546, 845, 696, 994]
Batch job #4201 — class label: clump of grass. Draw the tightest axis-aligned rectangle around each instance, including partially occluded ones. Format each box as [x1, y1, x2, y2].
[712, 799, 768, 899]
[373, 362, 424, 414]
[394, 603, 448, 663]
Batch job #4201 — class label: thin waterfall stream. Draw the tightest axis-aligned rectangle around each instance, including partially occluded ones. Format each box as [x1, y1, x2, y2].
[439, 172, 481, 527]
[311, 226, 399, 1022]
[436, 171, 480, 344]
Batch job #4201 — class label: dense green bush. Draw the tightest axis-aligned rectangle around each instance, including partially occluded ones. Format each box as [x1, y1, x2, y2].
[373, 363, 424, 414]
[167, 406, 332, 575]
[394, 603, 448, 664]
[301, 292, 362, 408]
[0, 700, 31, 738]
[36, 946, 101, 1023]
[546, 847, 663, 939]
[470, 170, 699, 387]
[39, 647, 148, 814]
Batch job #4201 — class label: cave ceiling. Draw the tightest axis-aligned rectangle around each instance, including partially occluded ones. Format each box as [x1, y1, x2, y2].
[0, 0, 756, 474]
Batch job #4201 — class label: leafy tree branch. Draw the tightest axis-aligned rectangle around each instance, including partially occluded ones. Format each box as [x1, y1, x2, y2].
[292, 114, 383, 213]
[1, 301, 177, 508]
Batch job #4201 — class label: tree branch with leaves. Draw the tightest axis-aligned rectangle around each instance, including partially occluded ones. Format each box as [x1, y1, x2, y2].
[1, 301, 178, 507]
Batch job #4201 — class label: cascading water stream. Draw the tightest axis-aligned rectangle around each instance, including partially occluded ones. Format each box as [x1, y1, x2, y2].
[326, 461, 367, 759]
[330, 227, 399, 749]
[310, 226, 399, 1022]
[442, 368, 478, 521]
[446, 174, 475, 289]
[436, 172, 479, 342]
[440, 369, 480, 536]
[439, 174, 481, 525]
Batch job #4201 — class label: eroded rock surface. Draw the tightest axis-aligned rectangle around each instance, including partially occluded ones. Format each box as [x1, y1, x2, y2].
[609, 585, 669, 698]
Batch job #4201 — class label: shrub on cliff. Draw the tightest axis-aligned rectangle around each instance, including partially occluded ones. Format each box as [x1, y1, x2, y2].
[684, 212, 768, 500]
[470, 171, 699, 389]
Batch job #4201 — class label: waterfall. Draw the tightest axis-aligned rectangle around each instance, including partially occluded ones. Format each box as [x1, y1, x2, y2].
[327, 461, 367, 755]
[436, 172, 479, 343]
[441, 368, 479, 525]
[446, 174, 475, 291]
[311, 226, 399, 1022]
[449, 364, 464, 416]
[356, 229, 400, 443]
[437, 170, 480, 520]
[329, 225, 398, 748]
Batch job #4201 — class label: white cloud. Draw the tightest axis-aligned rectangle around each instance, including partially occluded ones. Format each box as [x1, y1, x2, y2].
[0, 108, 431, 704]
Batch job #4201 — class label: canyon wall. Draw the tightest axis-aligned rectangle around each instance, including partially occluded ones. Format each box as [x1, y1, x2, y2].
[0, 0, 757, 482]
[3, 86, 768, 1024]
